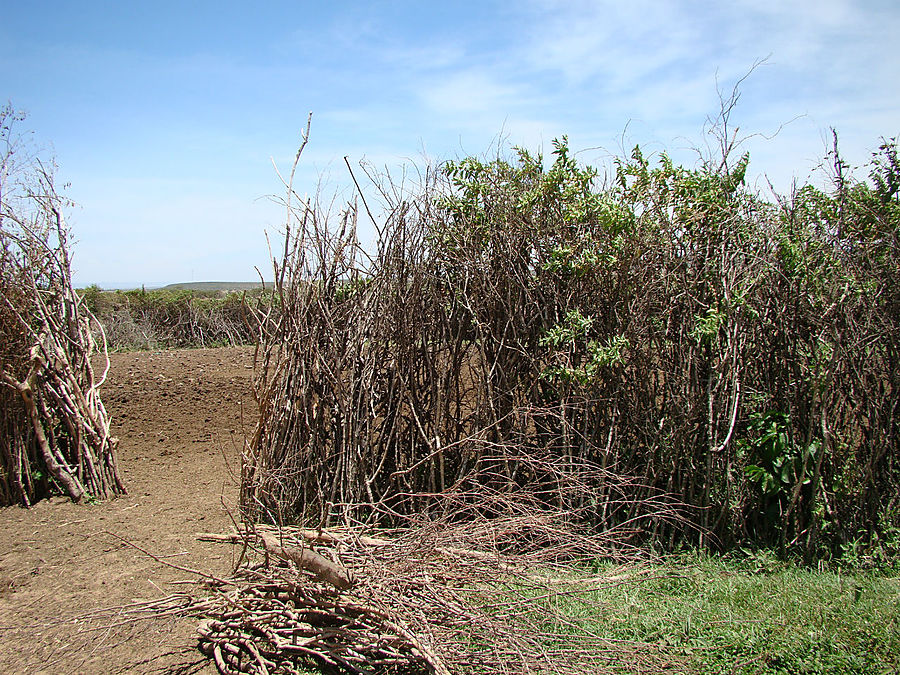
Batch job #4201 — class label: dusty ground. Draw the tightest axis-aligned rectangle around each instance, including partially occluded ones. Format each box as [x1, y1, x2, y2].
[0, 346, 255, 674]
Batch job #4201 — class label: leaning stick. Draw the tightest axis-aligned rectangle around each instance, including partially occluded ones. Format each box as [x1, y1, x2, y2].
[2, 352, 86, 503]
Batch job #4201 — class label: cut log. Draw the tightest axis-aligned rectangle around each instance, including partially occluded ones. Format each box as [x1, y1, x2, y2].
[257, 531, 354, 590]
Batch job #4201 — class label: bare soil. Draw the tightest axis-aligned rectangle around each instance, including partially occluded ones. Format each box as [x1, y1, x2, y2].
[0, 346, 255, 674]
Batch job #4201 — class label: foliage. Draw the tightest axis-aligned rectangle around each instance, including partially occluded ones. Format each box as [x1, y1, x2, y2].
[740, 411, 823, 545]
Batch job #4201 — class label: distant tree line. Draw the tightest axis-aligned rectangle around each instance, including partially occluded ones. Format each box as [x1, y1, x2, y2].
[79, 286, 261, 350]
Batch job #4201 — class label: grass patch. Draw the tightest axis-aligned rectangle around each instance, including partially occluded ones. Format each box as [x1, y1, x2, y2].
[536, 553, 900, 674]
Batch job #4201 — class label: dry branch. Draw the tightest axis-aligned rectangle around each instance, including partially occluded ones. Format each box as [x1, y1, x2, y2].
[256, 530, 354, 590]
[2, 351, 86, 502]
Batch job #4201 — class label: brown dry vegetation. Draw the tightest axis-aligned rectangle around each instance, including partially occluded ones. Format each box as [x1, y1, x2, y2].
[0, 346, 253, 674]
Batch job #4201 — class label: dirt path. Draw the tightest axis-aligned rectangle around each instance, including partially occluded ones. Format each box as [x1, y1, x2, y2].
[0, 346, 255, 674]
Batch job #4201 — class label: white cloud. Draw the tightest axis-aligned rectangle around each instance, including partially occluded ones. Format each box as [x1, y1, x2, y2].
[419, 69, 526, 116]
[520, 0, 711, 87]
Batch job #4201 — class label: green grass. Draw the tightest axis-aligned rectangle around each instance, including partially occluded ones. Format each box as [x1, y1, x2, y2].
[535, 552, 900, 674]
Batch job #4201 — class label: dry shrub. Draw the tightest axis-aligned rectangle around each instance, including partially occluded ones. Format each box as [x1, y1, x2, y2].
[243, 121, 899, 559]
[241, 127, 688, 550]
[194, 118, 900, 673]
[0, 105, 125, 505]
[85, 288, 255, 351]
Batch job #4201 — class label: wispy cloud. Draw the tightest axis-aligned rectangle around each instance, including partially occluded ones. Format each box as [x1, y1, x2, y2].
[6, 0, 898, 284]
[419, 69, 527, 117]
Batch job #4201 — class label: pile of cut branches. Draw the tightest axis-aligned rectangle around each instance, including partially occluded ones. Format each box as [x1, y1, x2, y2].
[194, 513, 683, 675]
[0, 105, 125, 505]
[196, 445, 686, 674]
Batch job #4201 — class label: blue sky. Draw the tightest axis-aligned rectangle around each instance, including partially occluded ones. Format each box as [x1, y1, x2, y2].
[2, 1, 898, 287]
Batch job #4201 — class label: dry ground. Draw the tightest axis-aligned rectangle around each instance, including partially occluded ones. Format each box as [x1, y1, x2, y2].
[0, 346, 255, 674]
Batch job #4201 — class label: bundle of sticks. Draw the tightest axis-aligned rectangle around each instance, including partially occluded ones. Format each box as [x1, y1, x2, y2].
[193, 520, 681, 675]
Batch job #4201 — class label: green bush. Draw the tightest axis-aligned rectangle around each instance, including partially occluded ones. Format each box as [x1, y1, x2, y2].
[435, 135, 899, 559]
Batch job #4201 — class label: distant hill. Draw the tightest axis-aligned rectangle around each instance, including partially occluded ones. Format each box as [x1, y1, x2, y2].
[159, 281, 268, 292]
